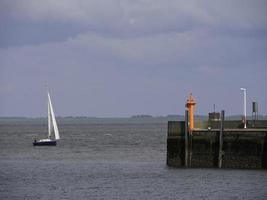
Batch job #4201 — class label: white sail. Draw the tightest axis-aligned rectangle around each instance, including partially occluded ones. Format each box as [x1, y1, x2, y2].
[48, 92, 60, 140]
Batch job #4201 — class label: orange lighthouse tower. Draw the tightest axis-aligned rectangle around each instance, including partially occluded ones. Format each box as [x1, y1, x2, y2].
[186, 93, 196, 130]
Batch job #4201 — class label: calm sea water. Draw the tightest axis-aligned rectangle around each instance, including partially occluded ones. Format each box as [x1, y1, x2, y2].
[0, 119, 267, 200]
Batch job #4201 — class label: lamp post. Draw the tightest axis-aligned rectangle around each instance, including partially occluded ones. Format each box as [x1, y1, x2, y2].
[240, 88, 247, 128]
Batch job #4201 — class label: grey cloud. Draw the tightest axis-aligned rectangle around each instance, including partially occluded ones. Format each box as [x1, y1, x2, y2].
[1, 0, 267, 47]
[68, 30, 267, 70]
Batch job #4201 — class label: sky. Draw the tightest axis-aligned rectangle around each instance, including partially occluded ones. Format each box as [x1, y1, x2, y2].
[0, 0, 267, 117]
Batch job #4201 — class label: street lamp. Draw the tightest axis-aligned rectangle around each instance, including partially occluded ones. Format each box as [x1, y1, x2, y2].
[240, 88, 247, 128]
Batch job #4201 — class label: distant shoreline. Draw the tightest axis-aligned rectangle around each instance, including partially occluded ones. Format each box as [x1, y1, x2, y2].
[0, 115, 267, 122]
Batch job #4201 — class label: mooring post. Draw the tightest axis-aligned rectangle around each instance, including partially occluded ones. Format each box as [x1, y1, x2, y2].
[189, 130, 193, 167]
[218, 110, 225, 168]
[185, 110, 189, 167]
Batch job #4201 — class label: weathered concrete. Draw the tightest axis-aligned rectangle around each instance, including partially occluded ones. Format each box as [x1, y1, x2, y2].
[167, 120, 267, 169]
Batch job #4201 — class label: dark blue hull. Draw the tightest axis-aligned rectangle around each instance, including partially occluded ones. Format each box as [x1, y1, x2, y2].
[33, 140, 57, 146]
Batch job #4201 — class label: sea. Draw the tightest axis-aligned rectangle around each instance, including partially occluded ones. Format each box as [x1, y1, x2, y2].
[0, 118, 267, 200]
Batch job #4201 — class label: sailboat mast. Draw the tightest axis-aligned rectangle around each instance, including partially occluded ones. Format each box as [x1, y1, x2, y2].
[48, 92, 52, 138]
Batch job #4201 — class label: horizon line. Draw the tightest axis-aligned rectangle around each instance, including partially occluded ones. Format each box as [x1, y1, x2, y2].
[0, 114, 267, 119]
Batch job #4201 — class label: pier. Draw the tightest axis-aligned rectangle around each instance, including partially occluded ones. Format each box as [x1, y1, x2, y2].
[167, 119, 267, 169]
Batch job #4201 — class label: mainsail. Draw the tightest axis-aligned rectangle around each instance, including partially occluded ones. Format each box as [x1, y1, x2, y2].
[48, 92, 60, 140]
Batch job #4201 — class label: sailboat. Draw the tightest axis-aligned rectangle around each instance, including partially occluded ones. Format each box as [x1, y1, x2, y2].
[33, 91, 60, 146]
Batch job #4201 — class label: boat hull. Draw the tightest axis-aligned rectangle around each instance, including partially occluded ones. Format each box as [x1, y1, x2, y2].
[33, 140, 57, 146]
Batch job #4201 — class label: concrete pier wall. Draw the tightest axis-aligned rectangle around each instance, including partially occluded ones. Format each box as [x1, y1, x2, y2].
[167, 120, 267, 169]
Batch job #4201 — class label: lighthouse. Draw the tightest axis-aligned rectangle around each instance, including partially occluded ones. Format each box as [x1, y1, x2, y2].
[185, 93, 196, 130]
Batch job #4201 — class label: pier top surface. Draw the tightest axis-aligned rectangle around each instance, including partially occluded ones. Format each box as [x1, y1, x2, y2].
[192, 128, 267, 132]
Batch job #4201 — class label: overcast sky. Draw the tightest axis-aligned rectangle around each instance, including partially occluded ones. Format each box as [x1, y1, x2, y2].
[0, 0, 267, 117]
